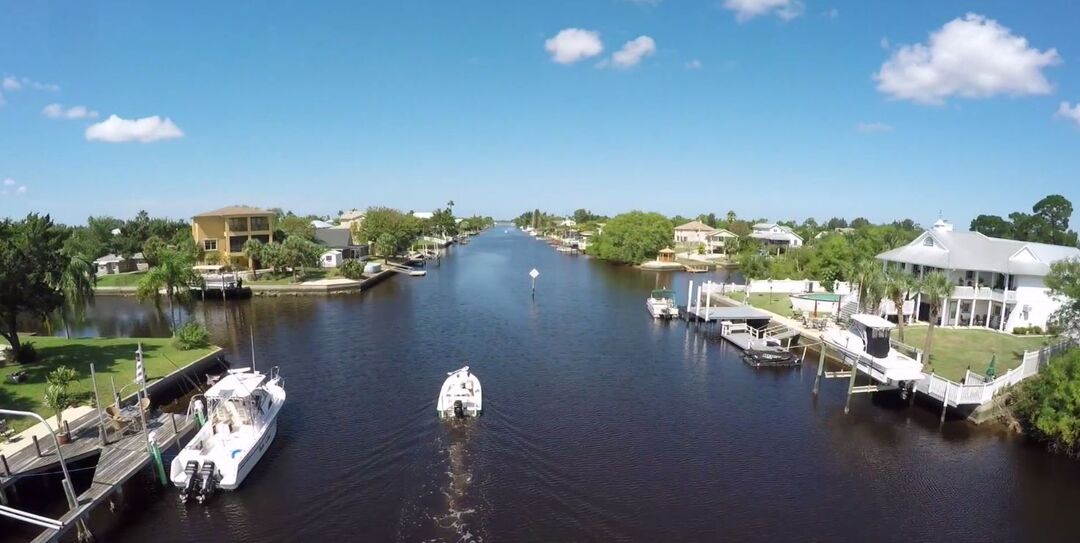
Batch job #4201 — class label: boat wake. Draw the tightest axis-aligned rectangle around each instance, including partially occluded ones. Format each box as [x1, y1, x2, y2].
[400, 420, 487, 543]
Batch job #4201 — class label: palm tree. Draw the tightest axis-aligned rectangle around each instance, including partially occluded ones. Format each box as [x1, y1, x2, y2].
[55, 249, 96, 338]
[851, 259, 885, 313]
[136, 249, 199, 332]
[884, 270, 917, 342]
[918, 271, 953, 367]
[242, 238, 264, 278]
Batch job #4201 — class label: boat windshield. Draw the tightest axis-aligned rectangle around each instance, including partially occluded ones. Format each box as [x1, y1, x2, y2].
[650, 289, 675, 299]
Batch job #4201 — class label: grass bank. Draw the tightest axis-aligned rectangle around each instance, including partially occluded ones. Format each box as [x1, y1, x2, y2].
[744, 293, 794, 317]
[893, 326, 1049, 381]
[248, 268, 335, 285]
[94, 271, 146, 287]
[1, 336, 217, 432]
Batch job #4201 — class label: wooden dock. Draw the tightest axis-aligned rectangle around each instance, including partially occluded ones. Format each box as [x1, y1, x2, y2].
[1, 409, 194, 543]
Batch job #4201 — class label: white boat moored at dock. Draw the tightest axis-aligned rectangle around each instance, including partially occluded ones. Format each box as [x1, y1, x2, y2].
[646, 289, 679, 319]
[170, 367, 285, 503]
[824, 314, 924, 384]
[437, 366, 482, 418]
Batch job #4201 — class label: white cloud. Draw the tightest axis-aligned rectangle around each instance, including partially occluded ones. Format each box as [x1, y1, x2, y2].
[0, 178, 27, 197]
[1057, 102, 1080, 127]
[85, 115, 185, 143]
[43, 103, 99, 120]
[545, 28, 604, 65]
[610, 36, 656, 68]
[856, 122, 894, 134]
[2, 75, 59, 92]
[875, 13, 1061, 105]
[723, 0, 804, 22]
[685, 59, 703, 70]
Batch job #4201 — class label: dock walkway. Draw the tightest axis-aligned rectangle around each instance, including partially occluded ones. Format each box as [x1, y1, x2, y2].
[0, 409, 194, 543]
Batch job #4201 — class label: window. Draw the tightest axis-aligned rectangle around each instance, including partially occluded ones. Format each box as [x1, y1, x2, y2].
[250, 216, 269, 231]
[228, 217, 248, 232]
[251, 234, 270, 244]
[203, 239, 218, 251]
[922, 237, 934, 247]
[229, 235, 249, 252]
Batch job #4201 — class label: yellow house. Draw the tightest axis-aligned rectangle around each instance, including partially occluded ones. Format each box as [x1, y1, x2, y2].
[191, 205, 275, 266]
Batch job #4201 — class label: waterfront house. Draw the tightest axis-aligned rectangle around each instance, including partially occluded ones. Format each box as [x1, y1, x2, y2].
[412, 211, 435, 220]
[192, 205, 275, 267]
[876, 219, 1080, 332]
[813, 227, 856, 240]
[558, 218, 577, 228]
[674, 221, 737, 253]
[339, 209, 365, 229]
[749, 223, 803, 251]
[93, 252, 146, 275]
[314, 223, 370, 266]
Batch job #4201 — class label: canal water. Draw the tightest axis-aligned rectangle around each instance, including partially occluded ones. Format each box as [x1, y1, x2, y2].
[10, 228, 1080, 542]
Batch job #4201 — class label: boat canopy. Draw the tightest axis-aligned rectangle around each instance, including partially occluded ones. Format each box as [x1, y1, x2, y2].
[650, 289, 676, 299]
[851, 314, 895, 330]
[205, 370, 266, 400]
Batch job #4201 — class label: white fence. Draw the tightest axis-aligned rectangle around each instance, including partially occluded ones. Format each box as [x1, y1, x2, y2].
[912, 340, 1075, 407]
[707, 279, 852, 295]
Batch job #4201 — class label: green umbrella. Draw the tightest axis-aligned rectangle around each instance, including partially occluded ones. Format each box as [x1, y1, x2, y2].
[985, 354, 997, 380]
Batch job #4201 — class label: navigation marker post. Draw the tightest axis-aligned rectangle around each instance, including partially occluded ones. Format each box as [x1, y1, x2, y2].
[529, 268, 540, 298]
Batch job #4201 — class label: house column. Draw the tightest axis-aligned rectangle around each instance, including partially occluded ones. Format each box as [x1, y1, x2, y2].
[968, 296, 976, 327]
[914, 266, 924, 324]
[940, 300, 947, 326]
[953, 298, 960, 327]
[999, 301, 1007, 331]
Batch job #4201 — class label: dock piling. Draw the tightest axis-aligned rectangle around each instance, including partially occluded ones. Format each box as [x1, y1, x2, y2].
[1, 453, 9, 476]
[843, 353, 858, 414]
[33, 435, 43, 457]
[812, 344, 826, 396]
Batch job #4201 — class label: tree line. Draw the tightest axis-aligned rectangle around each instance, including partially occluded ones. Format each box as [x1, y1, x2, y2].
[970, 194, 1077, 247]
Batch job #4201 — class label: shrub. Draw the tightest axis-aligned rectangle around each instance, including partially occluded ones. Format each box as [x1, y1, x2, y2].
[1014, 327, 1028, 336]
[1010, 349, 1080, 457]
[4, 342, 38, 364]
[1030, 326, 1043, 335]
[173, 321, 211, 350]
[340, 260, 365, 280]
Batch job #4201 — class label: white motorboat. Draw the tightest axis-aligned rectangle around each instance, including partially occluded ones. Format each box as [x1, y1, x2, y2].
[171, 367, 285, 503]
[646, 289, 680, 319]
[437, 366, 482, 418]
[824, 314, 925, 384]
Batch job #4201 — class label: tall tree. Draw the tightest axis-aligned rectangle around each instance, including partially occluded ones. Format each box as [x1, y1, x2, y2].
[850, 259, 885, 313]
[55, 248, 96, 338]
[0, 214, 67, 353]
[918, 271, 953, 368]
[136, 247, 199, 332]
[590, 211, 674, 265]
[354, 207, 422, 258]
[884, 270, 917, 342]
[1044, 257, 1080, 337]
[970, 214, 1013, 238]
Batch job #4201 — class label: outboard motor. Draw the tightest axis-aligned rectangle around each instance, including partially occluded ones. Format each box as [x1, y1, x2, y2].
[179, 460, 201, 502]
[899, 380, 909, 400]
[196, 462, 218, 504]
[453, 400, 465, 419]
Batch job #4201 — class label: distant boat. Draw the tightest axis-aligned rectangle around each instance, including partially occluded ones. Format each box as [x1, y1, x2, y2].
[171, 367, 285, 503]
[646, 289, 679, 319]
[437, 366, 482, 418]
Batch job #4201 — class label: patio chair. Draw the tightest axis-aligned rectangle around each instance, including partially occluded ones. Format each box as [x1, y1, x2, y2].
[1, 418, 16, 441]
[104, 405, 135, 436]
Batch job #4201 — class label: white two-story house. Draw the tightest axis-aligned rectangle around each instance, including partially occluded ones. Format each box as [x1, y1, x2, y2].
[749, 223, 803, 252]
[674, 221, 737, 253]
[876, 219, 1079, 332]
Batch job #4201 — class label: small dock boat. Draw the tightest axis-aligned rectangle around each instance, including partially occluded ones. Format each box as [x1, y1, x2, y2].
[171, 367, 285, 503]
[437, 366, 482, 418]
[646, 289, 679, 319]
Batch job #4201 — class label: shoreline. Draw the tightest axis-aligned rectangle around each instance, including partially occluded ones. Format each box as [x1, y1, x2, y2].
[94, 268, 398, 297]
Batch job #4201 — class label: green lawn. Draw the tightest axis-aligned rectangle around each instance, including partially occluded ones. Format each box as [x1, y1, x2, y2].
[94, 271, 147, 287]
[893, 326, 1049, 381]
[745, 293, 794, 317]
[1, 336, 217, 432]
[248, 268, 335, 285]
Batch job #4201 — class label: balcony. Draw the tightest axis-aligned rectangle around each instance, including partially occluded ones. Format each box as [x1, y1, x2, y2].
[951, 286, 1016, 303]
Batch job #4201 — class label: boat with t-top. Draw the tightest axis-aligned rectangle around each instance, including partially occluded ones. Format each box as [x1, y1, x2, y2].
[437, 366, 482, 418]
[171, 366, 285, 503]
[646, 289, 680, 319]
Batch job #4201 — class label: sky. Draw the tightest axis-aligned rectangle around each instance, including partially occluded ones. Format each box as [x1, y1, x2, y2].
[1, 0, 1079, 229]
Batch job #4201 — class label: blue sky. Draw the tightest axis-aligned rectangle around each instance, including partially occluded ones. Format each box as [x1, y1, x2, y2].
[1, 0, 1078, 229]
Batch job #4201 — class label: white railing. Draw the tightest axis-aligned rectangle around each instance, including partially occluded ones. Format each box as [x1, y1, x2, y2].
[950, 286, 1015, 303]
[912, 339, 1075, 407]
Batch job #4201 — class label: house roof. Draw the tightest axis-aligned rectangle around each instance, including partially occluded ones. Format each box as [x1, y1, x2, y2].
[311, 220, 333, 229]
[94, 253, 124, 264]
[658, 247, 676, 254]
[707, 228, 738, 238]
[193, 205, 273, 218]
[340, 209, 365, 220]
[876, 228, 1080, 276]
[315, 226, 354, 248]
[674, 220, 718, 232]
